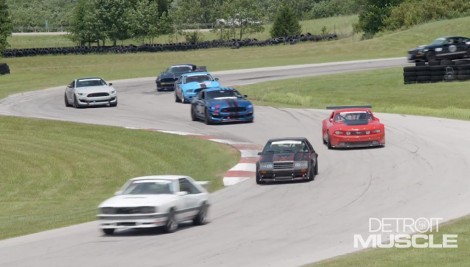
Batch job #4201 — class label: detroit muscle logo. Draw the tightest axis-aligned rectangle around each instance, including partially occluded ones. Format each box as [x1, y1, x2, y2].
[353, 217, 458, 249]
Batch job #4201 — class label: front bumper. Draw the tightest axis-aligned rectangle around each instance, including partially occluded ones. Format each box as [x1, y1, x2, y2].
[77, 95, 117, 106]
[156, 81, 176, 91]
[258, 169, 309, 181]
[330, 133, 385, 148]
[208, 111, 254, 123]
[97, 213, 168, 230]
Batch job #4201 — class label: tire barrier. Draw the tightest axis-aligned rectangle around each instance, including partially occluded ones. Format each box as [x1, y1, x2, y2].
[0, 63, 10, 75]
[2, 33, 338, 58]
[404, 59, 470, 84]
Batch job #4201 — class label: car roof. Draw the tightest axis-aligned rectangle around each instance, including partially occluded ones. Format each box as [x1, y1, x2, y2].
[129, 175, 190, 181]
[266, 137, 308, 143]
[181, 71, 211, 77]
[204, 87, 235, 92]
[169, 64, 196, 68]
[76, 77, 104, 81]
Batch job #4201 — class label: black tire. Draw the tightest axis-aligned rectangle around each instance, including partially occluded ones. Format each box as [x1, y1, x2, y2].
[308, 166, 314, 181]
[102, 228, 115, 235]
[425, 51, 436, 62]
[204, 109, 212, 125]
[403, 72, 417, 78]
[175, 92, 181, 103]
[191, 106, 198, 121]
[441, 59, 453, 66]
[193, 203, 208, 225]
[326, 133, 333, 149]
[314, 159, 319, 175]
[64, 94, 71, 107]
[403, 66, 416, 73]
[163, 210, 178, 233]
[73, 95, 82, 108]
[255, 172, 263, 184]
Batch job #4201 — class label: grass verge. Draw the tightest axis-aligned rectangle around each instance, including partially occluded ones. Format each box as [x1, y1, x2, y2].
[238, 67, 470, 121]
[0, 116, 239, 240]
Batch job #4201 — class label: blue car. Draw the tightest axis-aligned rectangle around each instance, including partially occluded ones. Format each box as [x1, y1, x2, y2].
[190, 87, 254, 124]
[174, 72, 220, 103]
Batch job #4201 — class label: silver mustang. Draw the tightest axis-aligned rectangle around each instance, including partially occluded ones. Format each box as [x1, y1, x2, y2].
[64, 77, 117, 108]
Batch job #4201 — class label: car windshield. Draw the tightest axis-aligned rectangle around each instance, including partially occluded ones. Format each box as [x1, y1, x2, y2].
[334, 111, 371, 122]
[206, 89, 242, 100]
[122, 181, 172, 195]
[169, 66, 193, 74]
[185, 75, 213, 83]
[76, 79, 106, 87]
[431, 38, 446, 45]
[264, 140, 308, 153]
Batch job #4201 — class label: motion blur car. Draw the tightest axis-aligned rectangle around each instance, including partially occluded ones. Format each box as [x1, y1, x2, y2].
[190, 87, 254, 124]
[175, 72, 220, 103]
[256, 137, 318, 184]
[322, 107, 385, 149]
[155, 64, 197, 91]
[97, 175, 210, 235]
[407, 36, 470, 62]
[64, 77, 117, 108]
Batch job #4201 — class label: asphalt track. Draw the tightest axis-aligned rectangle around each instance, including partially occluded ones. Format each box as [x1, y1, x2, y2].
[1, 57, 470, 267]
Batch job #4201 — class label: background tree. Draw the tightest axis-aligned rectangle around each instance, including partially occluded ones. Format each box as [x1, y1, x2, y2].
[354, 0, 403, 39]
[270, 3, 301, 38]
[217, 0, 264, 40]
[94, 0, 134, 46]
[68, 0, 106, 46]
[132, 0, 161, 44]
[0, 0, 13, 55]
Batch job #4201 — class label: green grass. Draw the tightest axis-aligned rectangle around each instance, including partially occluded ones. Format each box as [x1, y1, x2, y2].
[0, 116, 239, 240]
[238, 67, 470, 120]
[309, 215, 470, 267]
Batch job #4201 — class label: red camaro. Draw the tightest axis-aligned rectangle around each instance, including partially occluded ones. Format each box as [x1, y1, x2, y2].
[322, 107, 385, 149]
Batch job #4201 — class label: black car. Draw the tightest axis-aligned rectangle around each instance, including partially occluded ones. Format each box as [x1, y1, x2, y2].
[407, 36, 470, 62]
[156, 64, 197, 91]
[256, 137, 318, 184]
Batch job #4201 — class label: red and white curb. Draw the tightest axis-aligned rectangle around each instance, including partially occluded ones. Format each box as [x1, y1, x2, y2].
[125, 127, 262, 186]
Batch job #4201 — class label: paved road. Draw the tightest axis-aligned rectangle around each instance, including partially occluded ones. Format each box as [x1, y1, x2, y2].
[1, 58, 470, 267]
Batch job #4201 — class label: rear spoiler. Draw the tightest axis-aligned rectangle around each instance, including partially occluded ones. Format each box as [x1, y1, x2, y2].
[326, 105, 372, 110]
[195, 66, 207, 72]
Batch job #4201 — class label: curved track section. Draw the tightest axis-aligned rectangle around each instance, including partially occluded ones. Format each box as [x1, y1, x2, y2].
[1, 58, 470, 267]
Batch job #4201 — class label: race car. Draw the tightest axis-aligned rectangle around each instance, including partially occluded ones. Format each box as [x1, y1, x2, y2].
[175, 72, 220, 103]
[256, 137, 318, 184]
[190, 87, 254, 124]
[155, 64, 198, 91]
[322, 107, 385, 149]
[407, 36, 470, 62]
[64, 77, 117, 108]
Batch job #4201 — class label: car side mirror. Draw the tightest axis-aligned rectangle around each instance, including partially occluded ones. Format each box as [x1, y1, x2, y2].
[244, 94, 248, 98]
[215, 77, 219, 81]
[177, 191, 188, 196]
[257, 151, 263, 155]
[329, 118, 333, 122]
[108, 83, 113, 86]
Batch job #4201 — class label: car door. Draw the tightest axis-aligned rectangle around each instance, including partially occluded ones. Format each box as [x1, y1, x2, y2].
[178, 178, 202, 220]
[196, 90, 206, 117]
[454, 37, 468, 56]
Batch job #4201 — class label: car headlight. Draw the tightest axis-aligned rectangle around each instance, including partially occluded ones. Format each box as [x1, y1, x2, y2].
[110, 90, 116, 94]
[210, 106, 216, 111]
[372, 129, 381, 133]
[77, 92, 85, 96]
[294, 161, 308, 169]
[100, 207, 115, 214]
[259, 162, 274, 170]
[247, 104, 253, 109]
[138, 206, 156, 214]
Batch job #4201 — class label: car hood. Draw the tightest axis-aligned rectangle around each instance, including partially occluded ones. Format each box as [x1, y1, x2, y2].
[207, 98, 252, 108]
[98, 194, 176, 208]
[182, 81, 220, 91]
[75, 85, 114, 93]
[408, 44, 437, 52]
[158, 73, 178, 79]
[259, 152, 310, 163]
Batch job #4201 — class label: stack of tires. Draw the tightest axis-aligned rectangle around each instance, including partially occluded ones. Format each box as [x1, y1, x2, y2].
[0, 63, 10, 75]
[404, 60, 470, 84]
